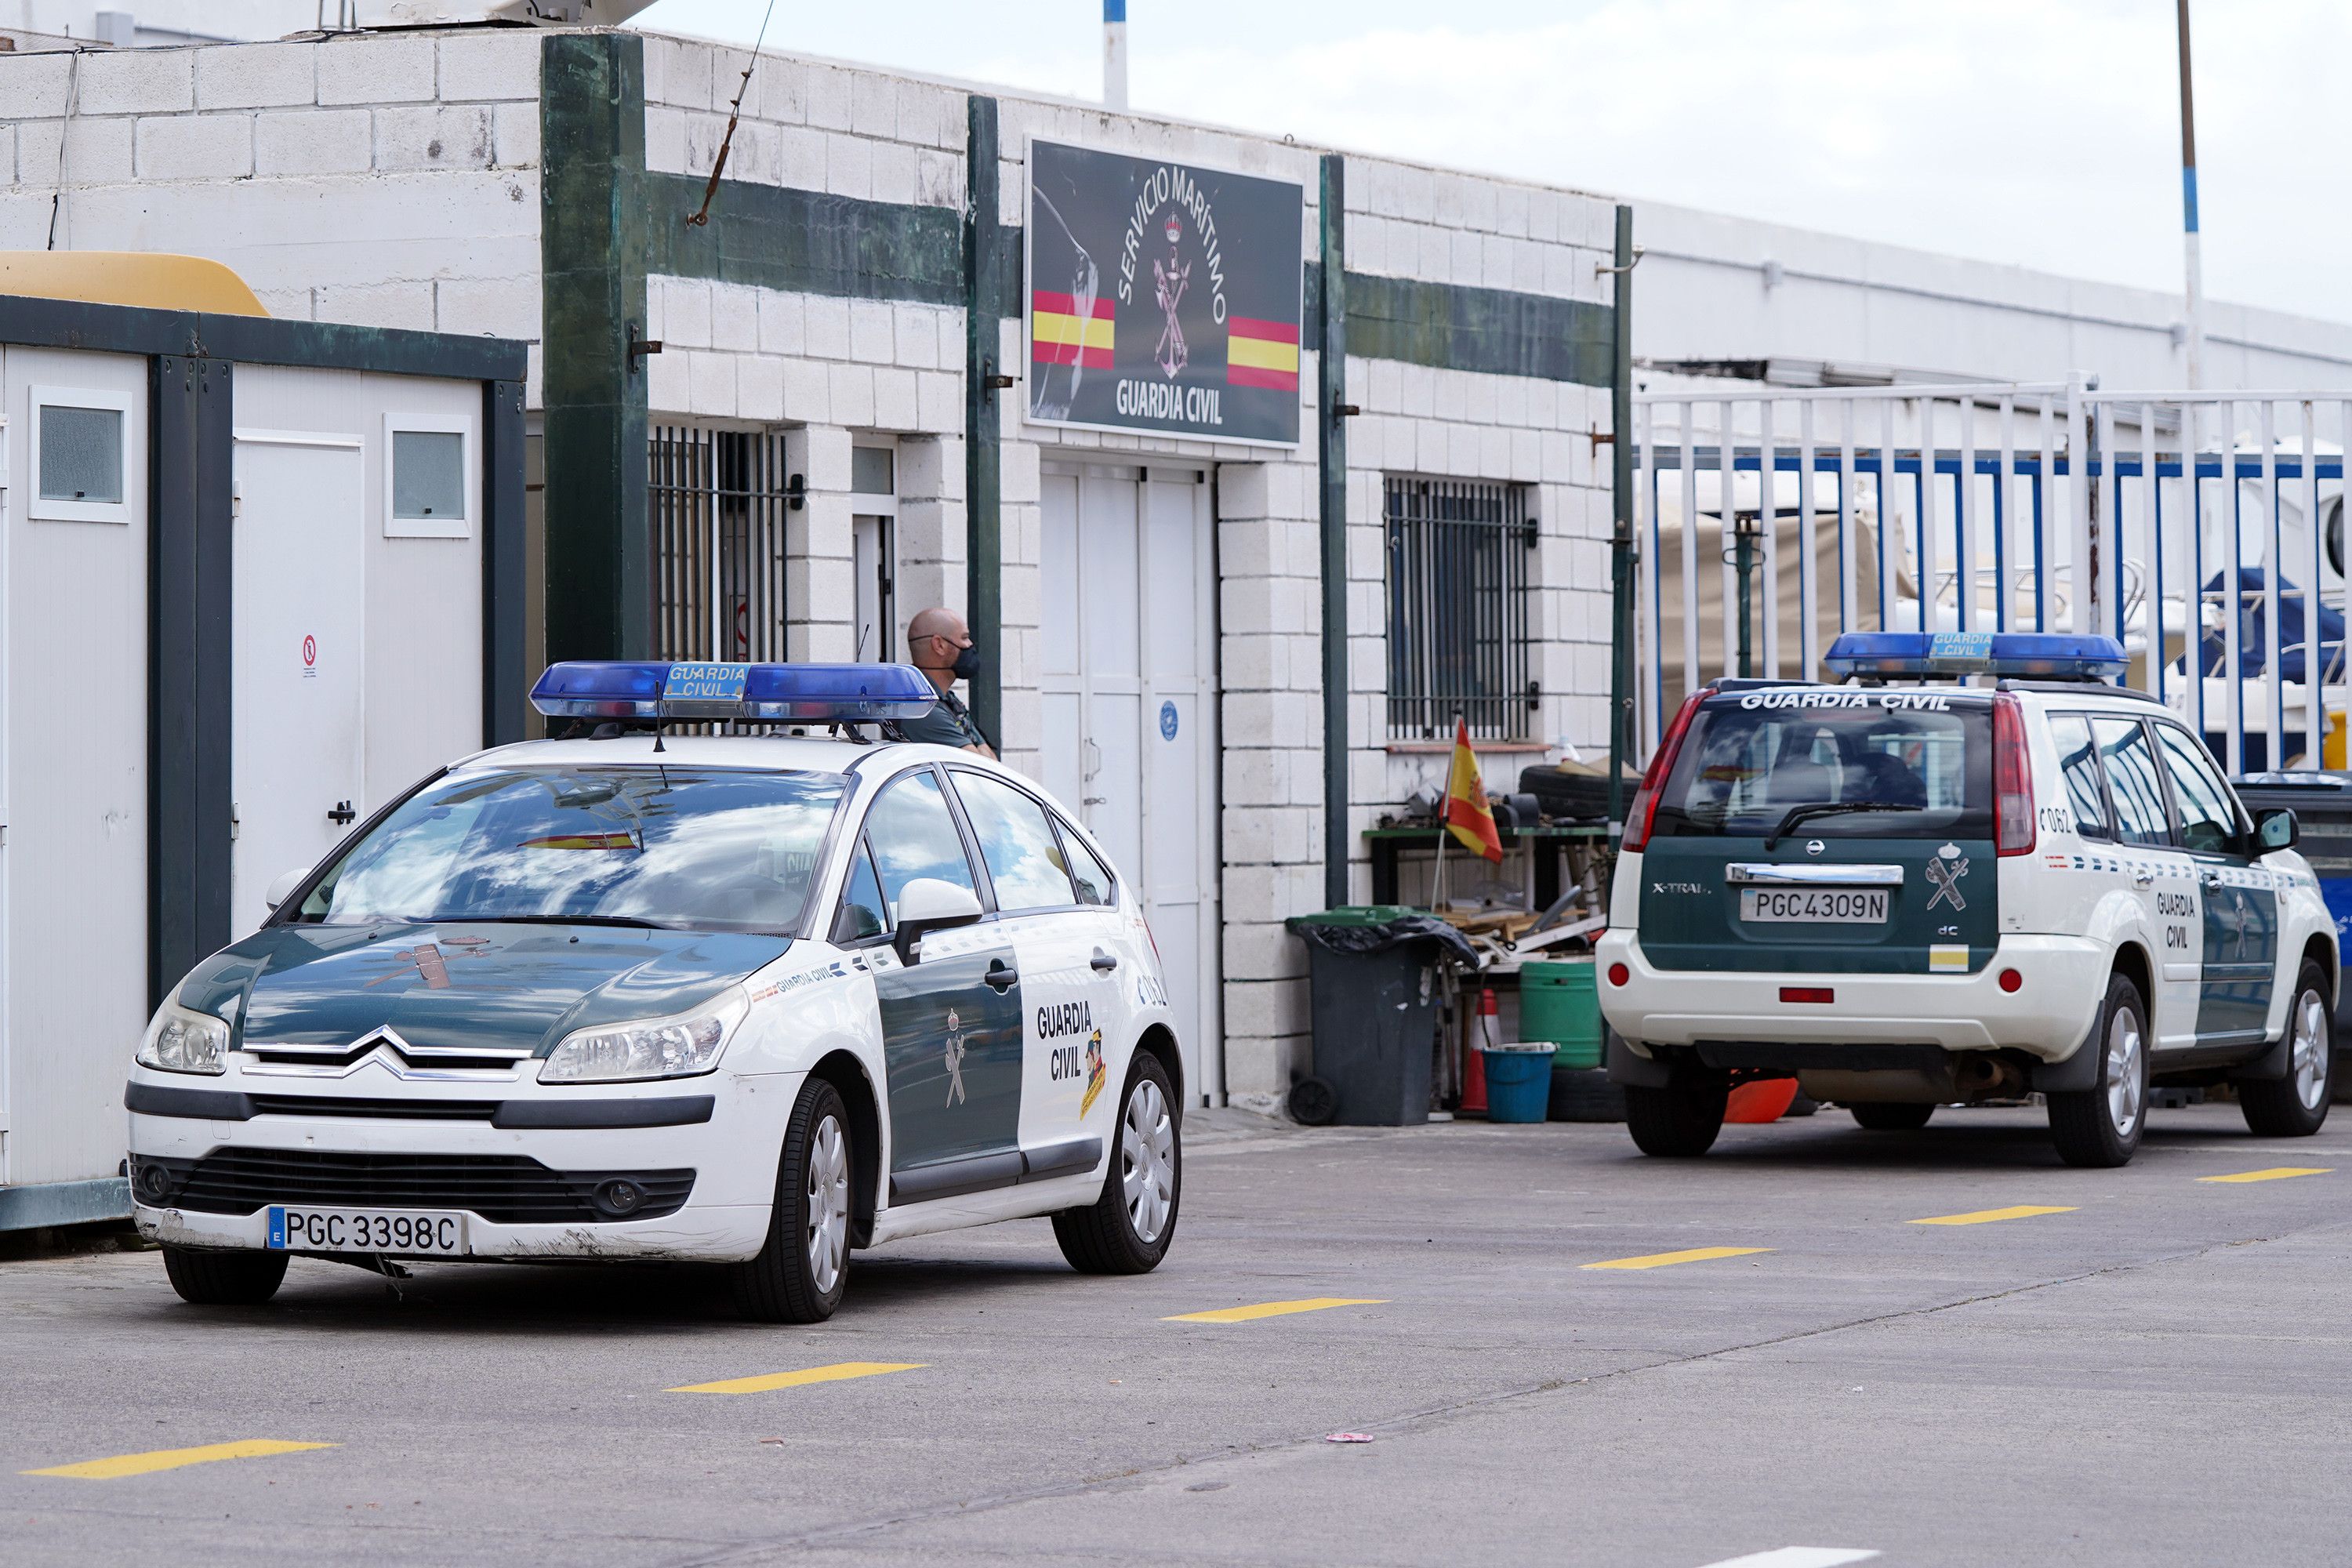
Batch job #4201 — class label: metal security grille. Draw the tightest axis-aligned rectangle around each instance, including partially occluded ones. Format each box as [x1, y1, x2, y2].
[1385, 477, 1536, 741]
[649, 426, 790, 661]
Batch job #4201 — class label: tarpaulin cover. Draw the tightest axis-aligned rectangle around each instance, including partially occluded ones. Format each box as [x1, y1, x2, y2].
[2199, 568, 2345, 682]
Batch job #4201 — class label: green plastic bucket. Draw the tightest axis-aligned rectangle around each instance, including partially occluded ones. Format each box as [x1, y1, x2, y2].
[1520, 957, 1603, 1069]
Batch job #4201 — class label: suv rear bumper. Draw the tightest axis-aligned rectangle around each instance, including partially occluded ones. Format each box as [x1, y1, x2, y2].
[1595, 931, 2107, 1060]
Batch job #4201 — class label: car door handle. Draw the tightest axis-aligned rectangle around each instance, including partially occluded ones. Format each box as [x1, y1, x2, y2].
[985, 959, 1018, 993]
[1091, 949, 1120, 973]
[2133, 869, 2154, 887]
[2200, 871, 2223, 890]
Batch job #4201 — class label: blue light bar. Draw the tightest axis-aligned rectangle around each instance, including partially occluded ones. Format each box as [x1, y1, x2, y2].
[1823, 631, 2129, 681]
[529, 662, 939, 723]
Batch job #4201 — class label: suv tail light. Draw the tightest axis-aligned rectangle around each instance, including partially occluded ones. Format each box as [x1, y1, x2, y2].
[1993, 692, 2035, 857]
[1622, 691, 1705, 853]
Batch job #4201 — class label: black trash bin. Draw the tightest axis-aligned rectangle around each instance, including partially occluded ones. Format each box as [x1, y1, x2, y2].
[2233, 771, 2352, 1098]
[1283, 906, 1476, 1126]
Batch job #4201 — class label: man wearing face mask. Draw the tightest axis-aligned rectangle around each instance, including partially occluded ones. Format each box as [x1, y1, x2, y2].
[897, 606, 996, 757]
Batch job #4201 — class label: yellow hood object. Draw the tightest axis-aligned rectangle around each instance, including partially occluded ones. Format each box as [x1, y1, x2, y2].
[0, 251, 269, 318]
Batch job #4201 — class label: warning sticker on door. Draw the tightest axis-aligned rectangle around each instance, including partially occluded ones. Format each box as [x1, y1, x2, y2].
[1159, 699, 1178, 741]
[302, 633, 318, 678]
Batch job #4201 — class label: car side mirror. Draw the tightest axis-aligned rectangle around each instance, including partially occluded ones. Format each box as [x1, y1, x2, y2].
[892, 877, 983, 965]
[263, 866, 311, 914]
[2255, 806, 2299, 853]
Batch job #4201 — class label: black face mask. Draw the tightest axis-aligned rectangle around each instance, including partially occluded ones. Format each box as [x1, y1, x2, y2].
[951, 644, 982, 681]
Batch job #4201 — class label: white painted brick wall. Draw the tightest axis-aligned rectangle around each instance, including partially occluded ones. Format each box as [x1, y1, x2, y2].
[134, 113, 252, 180]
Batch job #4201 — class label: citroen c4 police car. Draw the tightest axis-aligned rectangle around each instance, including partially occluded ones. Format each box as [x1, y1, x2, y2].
[125, 662, 1182, 1322]
[1599, 632, 2337, 1168]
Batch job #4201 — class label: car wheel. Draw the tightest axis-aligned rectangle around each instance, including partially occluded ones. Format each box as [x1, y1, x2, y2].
[1054, 1051, 1180, 1275]
[2047, 971, 2150, 1167]
[1850, 1102, 1935, 1131]
[1623, 1070, 1728, 1157]
[731, 1076, 853, 1323]
[2239, 962, 2334, 1138]
[161, 1244, 288, 1306]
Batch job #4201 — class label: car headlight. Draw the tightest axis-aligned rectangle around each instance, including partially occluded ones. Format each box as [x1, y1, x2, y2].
[539, 990, 747, 1083]
[137, 1003, 230, 1076]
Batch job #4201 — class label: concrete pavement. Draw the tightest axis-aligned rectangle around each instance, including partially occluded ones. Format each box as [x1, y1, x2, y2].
[4, 1102, 2348, 1566]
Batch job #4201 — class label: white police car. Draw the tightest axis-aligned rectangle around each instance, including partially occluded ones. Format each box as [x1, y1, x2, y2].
[125, 662, 1182, 1322]
[1599, 632, 2338, 1167]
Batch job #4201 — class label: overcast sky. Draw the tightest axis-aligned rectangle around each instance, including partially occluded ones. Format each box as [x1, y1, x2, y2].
[632, 0, 2347, 326]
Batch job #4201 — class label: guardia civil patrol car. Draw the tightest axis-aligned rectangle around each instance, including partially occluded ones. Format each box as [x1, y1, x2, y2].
[125, 662, 1181, 1322]
[1599, 632, 2338, 1168]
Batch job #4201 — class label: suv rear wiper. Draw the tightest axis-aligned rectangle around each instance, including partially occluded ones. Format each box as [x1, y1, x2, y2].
[1763, 800, 1923, 850]
[430, 913, 678, 930]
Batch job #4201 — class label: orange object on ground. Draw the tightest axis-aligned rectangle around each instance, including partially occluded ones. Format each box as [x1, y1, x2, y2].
[1461, 987, 1497, 1115]
[1724, 1078, 1798, 1123]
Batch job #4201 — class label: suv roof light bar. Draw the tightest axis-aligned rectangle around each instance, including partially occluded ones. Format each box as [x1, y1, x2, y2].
[1824, 631, 2129, 684]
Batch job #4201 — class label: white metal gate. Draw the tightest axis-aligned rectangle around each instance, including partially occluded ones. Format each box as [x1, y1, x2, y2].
[1633, 380, 2352, 773]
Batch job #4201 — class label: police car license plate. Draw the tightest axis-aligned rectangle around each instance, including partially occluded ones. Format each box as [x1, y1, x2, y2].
[1740, 887, 1889, 924]
[267, 1206, 468, 1256]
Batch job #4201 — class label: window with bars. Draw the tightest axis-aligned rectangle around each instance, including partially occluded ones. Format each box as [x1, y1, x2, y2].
[649, 426, 792, 662]
[1385, 476, 1537, 742]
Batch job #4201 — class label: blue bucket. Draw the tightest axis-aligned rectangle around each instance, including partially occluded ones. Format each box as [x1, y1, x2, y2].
[1481, 1044, 1555, 1123]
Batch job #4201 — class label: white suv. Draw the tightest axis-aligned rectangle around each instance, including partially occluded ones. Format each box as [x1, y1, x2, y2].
[1599, 632, 2337, 1167]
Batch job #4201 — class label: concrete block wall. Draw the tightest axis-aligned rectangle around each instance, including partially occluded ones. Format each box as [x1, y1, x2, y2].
[0, 31, 545, 397]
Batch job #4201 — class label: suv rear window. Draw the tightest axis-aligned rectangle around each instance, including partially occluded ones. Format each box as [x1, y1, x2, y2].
[1649, 691, 1991, 840]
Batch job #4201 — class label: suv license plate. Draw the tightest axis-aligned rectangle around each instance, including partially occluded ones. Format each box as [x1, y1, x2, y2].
[267, 1206, 468, 1256]
[1740, 887, 1889, 924]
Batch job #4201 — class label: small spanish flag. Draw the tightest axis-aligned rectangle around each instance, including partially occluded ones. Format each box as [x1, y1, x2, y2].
[1445, 717, 1503, 863]
[1032, 290, 1114, 369]
[1225, 315, 1299, 391]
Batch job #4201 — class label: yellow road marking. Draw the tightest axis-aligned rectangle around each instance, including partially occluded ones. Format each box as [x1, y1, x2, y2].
[24, 1439, 335, 1480]
[669, 1361, 926, 1395]
[2198, 1167, 2334, 1185]
[1581, 1246, 1773, 1271]
[1908, 1205, 2076, 1226]
[1162, 1298, 1386, 1323]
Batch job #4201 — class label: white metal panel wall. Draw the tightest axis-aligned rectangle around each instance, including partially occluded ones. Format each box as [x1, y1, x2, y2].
[234, 366, 484, 807]
[2, 348, 149, 1189]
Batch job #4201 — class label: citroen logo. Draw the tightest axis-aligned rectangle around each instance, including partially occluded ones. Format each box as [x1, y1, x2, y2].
[1805, 839, 1825, 857]
[356, 1025, 418, 1059]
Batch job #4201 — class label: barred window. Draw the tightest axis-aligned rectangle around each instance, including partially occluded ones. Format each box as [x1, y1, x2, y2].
[1384, 477, 1536, 742]
[650, 426, 792, 662]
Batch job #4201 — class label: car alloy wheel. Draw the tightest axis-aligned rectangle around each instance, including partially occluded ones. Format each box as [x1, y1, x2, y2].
[1122, 1076, 1175, 1244]
[2105, 1002, 2145, 1139]
[2292, 989, 2330, 1112]
[804, 1112, 850, 1296]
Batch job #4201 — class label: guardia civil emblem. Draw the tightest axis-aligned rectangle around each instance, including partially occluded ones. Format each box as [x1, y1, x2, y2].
[942, 1008, 967, 1108]
[1926, 842, 1969, 911]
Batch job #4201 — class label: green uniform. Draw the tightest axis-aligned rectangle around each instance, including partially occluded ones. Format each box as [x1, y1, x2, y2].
[898, 683, 988, 750]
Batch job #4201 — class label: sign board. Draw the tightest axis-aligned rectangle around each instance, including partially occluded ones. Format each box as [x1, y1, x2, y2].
[1025, 139, 1305, 448]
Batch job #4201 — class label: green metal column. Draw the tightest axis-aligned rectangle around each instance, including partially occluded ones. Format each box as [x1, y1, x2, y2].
[964, 96, 1006, 747]
[1319, 154, 1350, 909]
[1606, 204, 1635, 829]
[481, 376, 529, 742]
[148, 354, 233, 1005]
[539, 31, 649, 662]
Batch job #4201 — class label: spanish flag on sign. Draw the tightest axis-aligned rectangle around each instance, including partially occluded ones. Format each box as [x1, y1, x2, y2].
[1032, 290, 1114, 369]
[1225, 315, 1299, 391]
[1445, 717, 1504, 863]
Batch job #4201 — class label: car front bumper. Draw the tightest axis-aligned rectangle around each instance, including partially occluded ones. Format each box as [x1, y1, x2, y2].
[1595, 931, 2107, 1061]
[125, 1066, 803, 1264]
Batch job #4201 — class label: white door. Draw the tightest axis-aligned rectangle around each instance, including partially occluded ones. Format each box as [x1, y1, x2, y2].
[1040, 462, 1220, 1102]
[232, 434, 366, 931]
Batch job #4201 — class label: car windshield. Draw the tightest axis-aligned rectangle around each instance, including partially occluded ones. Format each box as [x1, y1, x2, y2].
[1649, 691, 1991, 840]
[289, 766, 846, 934]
